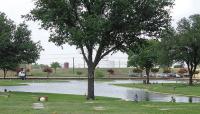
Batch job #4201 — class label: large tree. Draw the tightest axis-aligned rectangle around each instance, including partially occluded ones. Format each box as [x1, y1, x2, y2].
[128, 40, 158, 84]
[170, 14, 200, 85]
[25, 0, 174, 99]
[0, 12, 42, 78]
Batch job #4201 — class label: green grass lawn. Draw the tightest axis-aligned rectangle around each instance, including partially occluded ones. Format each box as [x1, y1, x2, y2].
[115, 83, 200, 97]
[0, 79, 112, 86]
[1, 92, 200, 114]
[0, 80, 27, 86]
[0, 80, 70, 86]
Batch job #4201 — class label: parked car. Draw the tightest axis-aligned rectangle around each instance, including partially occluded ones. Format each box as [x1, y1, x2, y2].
[128, 73, 141, 77]
[157, 73, 168, 78]
[168, 73, 182, 78]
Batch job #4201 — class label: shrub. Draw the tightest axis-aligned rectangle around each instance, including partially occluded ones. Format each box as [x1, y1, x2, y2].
[43, 66, 53, 78]
[43, 67, 53, 73]
[178, 68, 188, 74]
[163, 68, 171, 73]
[132, 68, 143, 73]
[107, 69, 114, 75]
[95, 70, 104, 78]
[151, 68, 159, 73]
[76, 71, 83, 75]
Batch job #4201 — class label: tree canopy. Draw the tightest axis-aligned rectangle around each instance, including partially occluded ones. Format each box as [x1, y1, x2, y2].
[0, 12, 43, 78]
[158, 27, 176, 67]
[172, 14, 200, 85]
[25, 0, 174, 99]
[128, 40, 159, 84]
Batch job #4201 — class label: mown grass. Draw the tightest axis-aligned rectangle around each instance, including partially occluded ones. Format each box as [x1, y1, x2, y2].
[0, 80, 69, 86]
[115, 83, 200, 97]
[1, 92, 200, 114]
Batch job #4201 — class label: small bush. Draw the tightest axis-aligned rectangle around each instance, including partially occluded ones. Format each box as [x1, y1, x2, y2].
[178, 68, 188, 74]
[76, 71, 83, 75]
[132, 68, 143, 73]
[163, 68, 171, 73]
[95, 70, 104, 78]
[107, 69, 114, 75]
[151, 68, 159, 73]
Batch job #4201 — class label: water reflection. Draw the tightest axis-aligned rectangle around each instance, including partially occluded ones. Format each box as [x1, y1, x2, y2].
[0, 80, 200, 103]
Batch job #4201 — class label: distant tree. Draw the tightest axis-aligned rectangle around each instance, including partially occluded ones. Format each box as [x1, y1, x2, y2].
[128, 40, 159, 84]
[25, 0, 174, 99]
[170, 14, 200, 85]
[51, 62, 61, 73]
[1, 63, 18, 79]
[0, 12, 42, 79]
[14, 23, 43, 64]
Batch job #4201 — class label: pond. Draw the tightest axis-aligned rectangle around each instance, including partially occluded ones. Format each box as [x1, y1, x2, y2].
[0, 80, 200, 103]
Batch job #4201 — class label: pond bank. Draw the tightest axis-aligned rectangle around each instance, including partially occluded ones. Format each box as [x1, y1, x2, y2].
[115, 83, 200, 98]
[1, 80, 200, 103]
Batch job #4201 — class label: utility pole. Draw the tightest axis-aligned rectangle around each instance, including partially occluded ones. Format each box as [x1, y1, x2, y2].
[73, 57, 75, 74]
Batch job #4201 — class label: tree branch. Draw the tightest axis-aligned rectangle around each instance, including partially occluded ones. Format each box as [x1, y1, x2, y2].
[94, 45, 121, 67]
[80, 45, 88, 63]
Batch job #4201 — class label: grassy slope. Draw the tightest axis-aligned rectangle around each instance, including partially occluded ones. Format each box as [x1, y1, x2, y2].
[115, 83, 200, 97]
[0, 92, 200, 114]
[0, 80, 27, 86]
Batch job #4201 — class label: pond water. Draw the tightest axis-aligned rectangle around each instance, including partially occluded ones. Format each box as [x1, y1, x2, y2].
[0, 80, 200, 103]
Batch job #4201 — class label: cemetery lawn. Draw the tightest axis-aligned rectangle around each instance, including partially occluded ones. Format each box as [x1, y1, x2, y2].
[0, 92, 200, 114]
[114, 83, 200, 97]
[0, 80, 69, 86]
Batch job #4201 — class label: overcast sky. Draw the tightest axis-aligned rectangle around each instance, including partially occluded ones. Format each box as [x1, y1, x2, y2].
[0, 0, 200, 68]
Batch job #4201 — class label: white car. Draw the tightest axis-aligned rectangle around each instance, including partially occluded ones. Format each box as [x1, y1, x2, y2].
[18, 71, 25, 77]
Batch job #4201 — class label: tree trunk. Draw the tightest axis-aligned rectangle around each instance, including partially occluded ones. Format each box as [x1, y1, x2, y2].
[3, 69, 7, 79]
[189, 71, 193, 86]
[47, 73, 49, 79]
[146, 68, 150, 84]
[87, 66, 95, 100]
